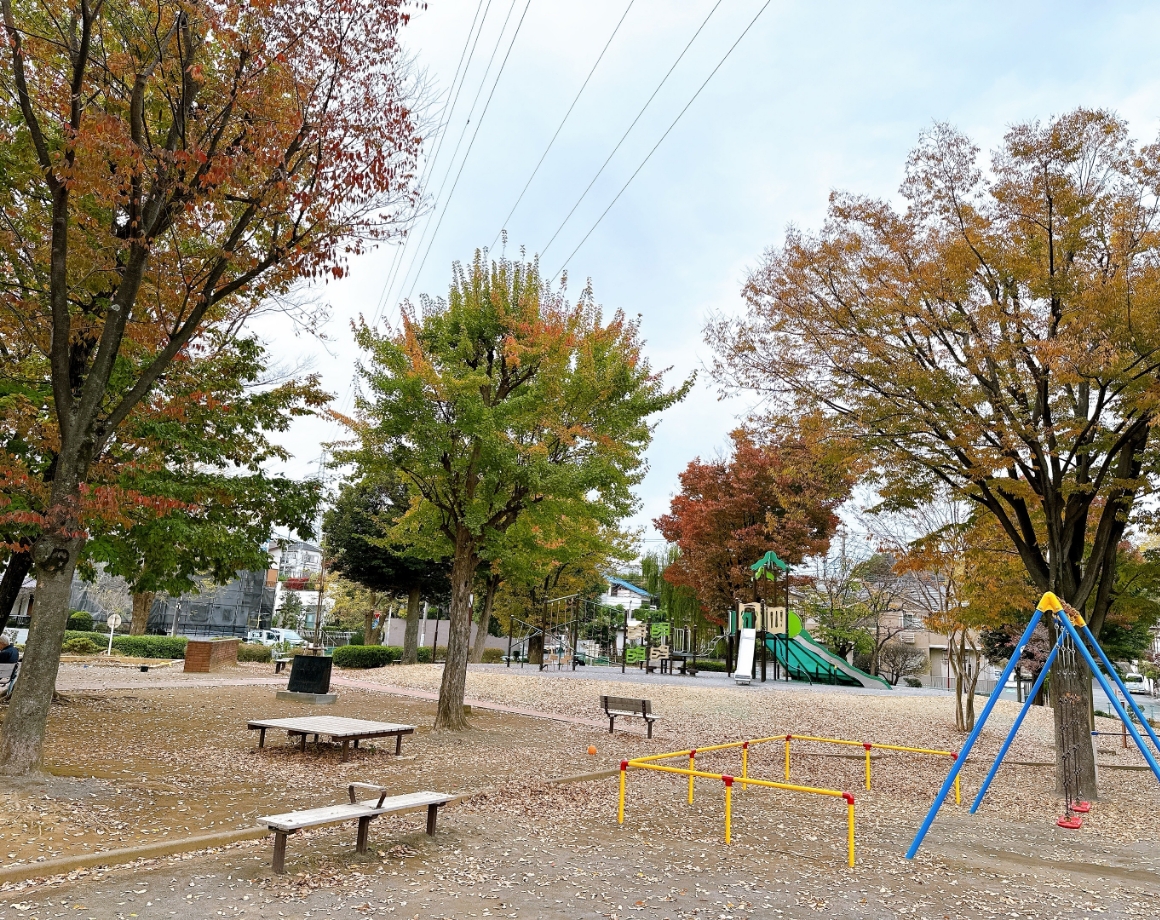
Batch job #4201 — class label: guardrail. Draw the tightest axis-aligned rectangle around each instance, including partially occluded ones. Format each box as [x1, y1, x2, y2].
[782, 734, 960, 803]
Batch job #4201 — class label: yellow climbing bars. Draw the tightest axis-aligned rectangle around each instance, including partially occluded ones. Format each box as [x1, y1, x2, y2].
[617, 754, 857, 867]
[783, 734, 961, 805]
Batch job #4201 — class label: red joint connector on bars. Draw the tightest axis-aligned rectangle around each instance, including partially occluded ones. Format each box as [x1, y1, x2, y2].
[742, 741, 749, 750]
[723, 775, 734, 787]
[689, 749, 697, 758]
[951, 751, 958, 761]
[620, 760, 628, 771]
[785, 734, 793, 741]
[842, 792, 855, 805]
[863, 743, 872, 751]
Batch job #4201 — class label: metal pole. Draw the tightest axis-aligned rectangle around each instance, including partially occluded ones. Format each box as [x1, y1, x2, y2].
[507, 613, 513, 668]
[906, 607, 1046, 859]
[1078, 621, 1160, 755]
[432, 608, 440, 664]
[622, 606, 628, 674]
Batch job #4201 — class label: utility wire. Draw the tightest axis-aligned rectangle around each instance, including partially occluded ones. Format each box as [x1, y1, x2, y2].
[488, 0, 635, 251]
[539, 0, 725, 260]
[552, 0, 773, 280]
[392, 0, 523, 308]
[372, 0, 494, 328]
[404, 0, 534, 302]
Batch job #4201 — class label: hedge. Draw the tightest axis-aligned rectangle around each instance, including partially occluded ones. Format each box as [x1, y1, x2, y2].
[333, 645, 395, 669]
[61, 636, 103, 655]
[686, 658, 728, 672]
[67, 611, 94, 631]
[113, 635, 188, 659]
[481, 648, 504, 663]
[238, 642, 273, 663]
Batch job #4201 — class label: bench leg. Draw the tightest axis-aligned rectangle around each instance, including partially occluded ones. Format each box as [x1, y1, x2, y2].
[395, 734, 403, 756]
[342, 740, 350, 763]
[356, 816, 371, 853]
[426, 803, 439, 836]
[609, 715, 615, 734]
[272, 831, 288, 874]
[299, 732, 307, 752]
[258, 727, 266, 749]
[647, 719, 654, 740]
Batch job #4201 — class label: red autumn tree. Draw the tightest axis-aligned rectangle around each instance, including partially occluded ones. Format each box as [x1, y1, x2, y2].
[0, 0, 421, 775]
[655, 425, 854, 622]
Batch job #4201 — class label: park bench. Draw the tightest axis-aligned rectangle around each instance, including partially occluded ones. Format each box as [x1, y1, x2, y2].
[0, 662, 16, 701]
[274, 656, 293, 674]
[600, 695, 659, 739]
[259, 784, 454, 873]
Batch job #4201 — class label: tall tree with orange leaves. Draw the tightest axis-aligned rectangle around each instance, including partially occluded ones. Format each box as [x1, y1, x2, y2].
[710, 109, 1160, 797]
[0, 0, 422, 774]
[655, 425, 854, 622]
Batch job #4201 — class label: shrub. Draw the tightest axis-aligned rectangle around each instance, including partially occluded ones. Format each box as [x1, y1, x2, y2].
[65, 629, 113, 647]
[237, 642, 273, 663]
[903, 677, 923, 688]
[348, 631, 365, 647]
[333, 645, 395, 669]
[415, 646, 447, 664]
[481, 648, 505, 663]
[686, 658, 728, 672]
[62, 636, 103, 655]
[112, 635, 188, 659]
[67, 611, 94, 632]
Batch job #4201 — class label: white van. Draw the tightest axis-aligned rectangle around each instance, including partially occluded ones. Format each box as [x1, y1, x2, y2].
[247, 628, 306, 647]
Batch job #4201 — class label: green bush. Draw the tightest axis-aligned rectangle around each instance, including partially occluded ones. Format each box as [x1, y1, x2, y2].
[481, 648, 505, 663]
[348, 631, 365, 647]
[333, 645, 395, 669]
[65, 629, 112, 647]
[903, 677, 923, 688]
[62, 636, 103, 655]
[67, 611, 94, 632]
[415, 646, 447, 664]
[112, 635, 188, 659]
[685, 658, 728, 672]
[237, 642, 273, 663]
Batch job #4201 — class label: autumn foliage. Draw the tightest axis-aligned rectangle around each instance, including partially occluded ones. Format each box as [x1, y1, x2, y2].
[655, 426, 854, 623]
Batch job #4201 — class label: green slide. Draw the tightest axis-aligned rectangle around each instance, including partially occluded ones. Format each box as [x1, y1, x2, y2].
[762, 627, 892, 690]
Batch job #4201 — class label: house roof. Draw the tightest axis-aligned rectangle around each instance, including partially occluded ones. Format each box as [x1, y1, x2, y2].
[608, 576, 651, 598]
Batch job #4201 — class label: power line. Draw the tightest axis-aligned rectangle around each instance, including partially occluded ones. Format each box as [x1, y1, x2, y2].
[552, 0, 773, 280]
[488, 0, 635, 251]
[372, 0, 494, 328]
[392, 0, 524, 309]
[404, 0, 534, 302]
[539, 0, 725, 261]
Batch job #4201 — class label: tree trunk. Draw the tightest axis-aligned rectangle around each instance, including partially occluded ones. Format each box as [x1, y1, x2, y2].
[434, 534, 479, 730]
[403, 587, 421, 663]
[363, 608, 374, 647]
[470, 574, 500, 663]
[0, 550, 33, 635]
[0, 537, 82, 775]
[129, 591, 155, 635]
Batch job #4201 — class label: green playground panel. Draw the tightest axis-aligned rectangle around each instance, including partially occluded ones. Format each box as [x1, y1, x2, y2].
[764, 633, 861, 687]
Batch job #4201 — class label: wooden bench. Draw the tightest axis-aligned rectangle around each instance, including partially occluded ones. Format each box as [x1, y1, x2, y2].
[259, 785, 455, 873]
[600, 695, 659, 739]
[274, 656, 293, 674]
[0, 662, 16, 701]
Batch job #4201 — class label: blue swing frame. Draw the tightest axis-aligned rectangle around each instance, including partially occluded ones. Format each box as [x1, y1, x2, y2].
[906, 592, 1160, 859]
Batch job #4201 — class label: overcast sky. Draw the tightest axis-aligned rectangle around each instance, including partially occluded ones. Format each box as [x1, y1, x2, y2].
[252, 0, 1160, 550]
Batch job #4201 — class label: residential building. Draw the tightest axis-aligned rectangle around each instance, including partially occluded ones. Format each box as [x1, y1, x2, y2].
[270, 538, 322, 580]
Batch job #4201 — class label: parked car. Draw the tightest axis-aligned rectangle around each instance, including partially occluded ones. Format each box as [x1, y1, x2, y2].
[1123, 673, 1150, 695]
[247, 628, 305, 647]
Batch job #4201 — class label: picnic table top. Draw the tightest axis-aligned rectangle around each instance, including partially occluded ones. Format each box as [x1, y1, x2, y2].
[247, 716, 415, 739]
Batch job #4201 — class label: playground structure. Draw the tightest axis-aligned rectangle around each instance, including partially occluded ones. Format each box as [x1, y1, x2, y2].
[617, 730, 969, 866]
[907, 591, 1160, 858]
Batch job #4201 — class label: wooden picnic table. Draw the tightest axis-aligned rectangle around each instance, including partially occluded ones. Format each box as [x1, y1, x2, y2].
[248, 716, 415, 762]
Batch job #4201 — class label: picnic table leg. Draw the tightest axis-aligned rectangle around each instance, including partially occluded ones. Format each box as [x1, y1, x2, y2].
[426, 804, 439, 835]
[353, 738, 360, 750]
[395, 734, 403, 756]
[258, 728, 266, 749]
[356, 816, 371, 853]
[272, 831, 288, 874]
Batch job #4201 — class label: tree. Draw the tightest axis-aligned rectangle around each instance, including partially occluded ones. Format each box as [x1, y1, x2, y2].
[878, 639, 929, 686]
[655, 425, 853, 623]
[324, 478, 449, 662]
[798, 538, 873, 662]
[709, 109, 1160, 798]
[341, 253, 689, 729]
[277, 591, 304, 631]
[0, 0, 420, 774]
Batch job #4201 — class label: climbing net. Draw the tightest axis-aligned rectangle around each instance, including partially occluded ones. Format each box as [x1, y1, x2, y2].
[1055, 634, 1091, 829]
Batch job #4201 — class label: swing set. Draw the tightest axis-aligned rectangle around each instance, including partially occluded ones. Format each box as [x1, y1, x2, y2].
[907, 591, 1160, 858]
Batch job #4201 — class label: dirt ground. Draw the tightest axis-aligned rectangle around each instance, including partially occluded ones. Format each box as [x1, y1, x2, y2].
[1, 662, 1158, 919]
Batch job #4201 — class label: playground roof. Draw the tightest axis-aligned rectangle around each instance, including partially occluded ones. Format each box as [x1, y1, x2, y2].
[607, 577, 651, 598]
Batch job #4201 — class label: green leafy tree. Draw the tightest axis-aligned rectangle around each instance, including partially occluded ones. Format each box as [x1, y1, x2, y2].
[710, 109, 1160, 798]
[340, 252, 689, 728]
[324, 478, 449, 661]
